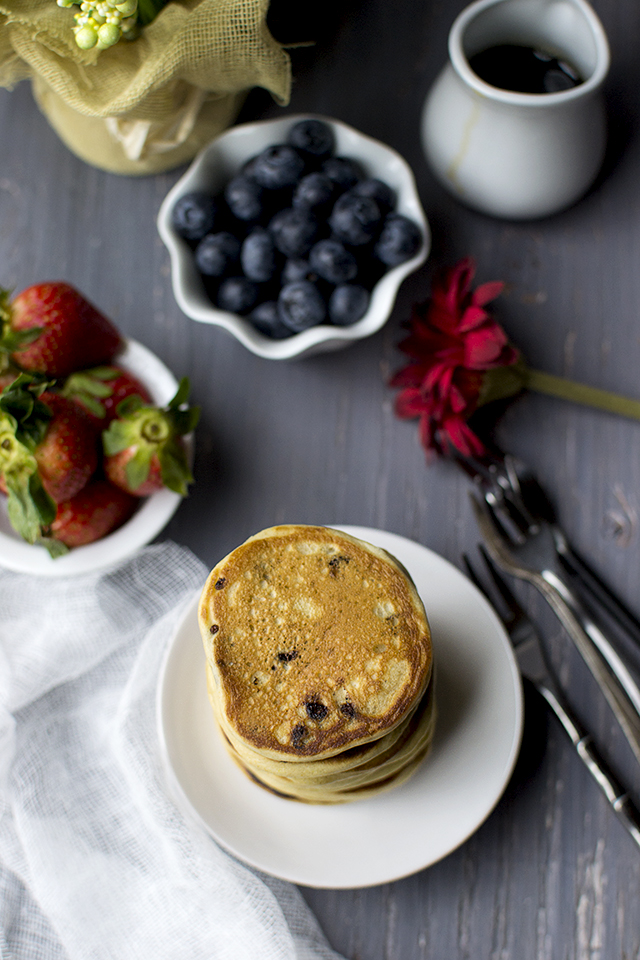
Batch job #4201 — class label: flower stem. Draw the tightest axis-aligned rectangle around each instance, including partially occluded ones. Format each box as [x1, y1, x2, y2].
[526, 369, 640, 421]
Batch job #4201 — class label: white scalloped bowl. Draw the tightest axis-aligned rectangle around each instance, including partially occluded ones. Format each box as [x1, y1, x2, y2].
[157, 115, 430, 361]
[0, 340, 189, 577]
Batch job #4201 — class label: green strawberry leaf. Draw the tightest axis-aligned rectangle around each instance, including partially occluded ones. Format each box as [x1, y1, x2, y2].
[168, 403, 200, 436]
[61, 368, 122, 420]
[37, 536, 70, 558]
[0, 290, 43, 358]
[159, 436, 193, 496]
[124, 444, 154, 491]
[82, 366, 122, 382]
[1, 326, 44, 355]
[115, 394, 145, 419]
[168, 376, 191, 410]
[0, 377, 53, 451]
[0, 288, 12, 325]
[5, 470, 56, 544]
[102, 417, 135, 456]
[64, 371, 116, 399]
[74, 394, 107, 419]
[0, 287, 42, 354]
[29, 473, 57, 527]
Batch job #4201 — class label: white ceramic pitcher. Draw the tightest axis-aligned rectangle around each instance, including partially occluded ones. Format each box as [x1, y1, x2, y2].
[421, 0, 610, 219]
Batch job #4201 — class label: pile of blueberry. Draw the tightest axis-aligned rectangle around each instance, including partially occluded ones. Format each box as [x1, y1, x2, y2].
[171, 119, 423, 339]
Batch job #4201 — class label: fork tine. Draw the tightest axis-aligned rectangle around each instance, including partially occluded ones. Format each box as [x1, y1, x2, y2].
[468, 493, 534, 579]
[483, 487, 534, 544]
[454, 448, 539, 536]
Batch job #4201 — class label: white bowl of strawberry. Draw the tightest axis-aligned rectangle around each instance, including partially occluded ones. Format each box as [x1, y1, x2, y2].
[0, 282, 197, 576]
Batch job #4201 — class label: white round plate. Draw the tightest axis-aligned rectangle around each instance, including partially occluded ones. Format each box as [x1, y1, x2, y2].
[157, 526, 523, 889]
[0, 340, 184, 577]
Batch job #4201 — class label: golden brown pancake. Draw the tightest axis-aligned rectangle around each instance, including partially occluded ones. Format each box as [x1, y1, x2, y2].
[199, 525, 433, 763]
[207, 662, 436, 803]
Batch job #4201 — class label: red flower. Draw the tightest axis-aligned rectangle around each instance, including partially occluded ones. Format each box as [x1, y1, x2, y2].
[391, 258, 520, 456]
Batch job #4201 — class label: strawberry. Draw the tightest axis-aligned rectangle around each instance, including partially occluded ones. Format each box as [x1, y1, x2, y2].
[46, 479, 138, 551]
[61, 365, 152, 428]
[34, 392, 99, 501]
[0, 283, 124, 378]
[0, 377, 98, 545]
[103, 377, 199, 497]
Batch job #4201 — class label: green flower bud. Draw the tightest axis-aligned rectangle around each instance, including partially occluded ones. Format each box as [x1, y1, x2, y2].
[75, 24, 98, 47]
[97, 20, 121, 46]
[115, 0, 137, 16]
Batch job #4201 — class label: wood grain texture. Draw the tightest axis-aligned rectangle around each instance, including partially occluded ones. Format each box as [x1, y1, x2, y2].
[2, 0, 640, 955]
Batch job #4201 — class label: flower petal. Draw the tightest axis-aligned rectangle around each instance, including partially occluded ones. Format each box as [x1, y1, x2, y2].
[457, 304, 489, 332]
[473, 280, 504, 307]
[391, 257, 511, 460]
[395, 388, 428, 419]
[463, 324, 510, 368]
[441, 416, 488, 456]
[389, 363, 430, 388]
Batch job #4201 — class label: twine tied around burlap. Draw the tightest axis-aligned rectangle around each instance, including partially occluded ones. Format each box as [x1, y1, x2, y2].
[0, 0, 291, 174]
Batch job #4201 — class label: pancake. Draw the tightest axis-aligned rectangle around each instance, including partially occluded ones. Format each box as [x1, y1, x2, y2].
[198, 525, 433, 763]
[208, 662, 437, 803]
[206, 659, 434, 782]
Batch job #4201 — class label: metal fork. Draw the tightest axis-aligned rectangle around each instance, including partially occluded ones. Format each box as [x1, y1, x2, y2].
[469, 491, 640, 767]
[455, 448, 640, 647]
[463, 547, 640, 850]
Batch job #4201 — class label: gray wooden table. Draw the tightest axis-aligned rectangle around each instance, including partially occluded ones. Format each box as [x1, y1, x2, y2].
[2, 0, 640, 955]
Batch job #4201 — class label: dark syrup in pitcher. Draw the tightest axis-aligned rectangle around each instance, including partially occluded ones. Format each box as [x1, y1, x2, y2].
[468, 44, 583, 94]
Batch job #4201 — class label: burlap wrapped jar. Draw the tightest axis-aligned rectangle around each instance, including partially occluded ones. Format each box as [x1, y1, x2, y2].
[0, 0, 291, 174]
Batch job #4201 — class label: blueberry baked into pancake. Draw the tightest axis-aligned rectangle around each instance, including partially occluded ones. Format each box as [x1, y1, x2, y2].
[198, 525, 435, 803]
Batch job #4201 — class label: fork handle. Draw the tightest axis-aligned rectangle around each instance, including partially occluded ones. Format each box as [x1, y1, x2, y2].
[539, 682, 640, 849]
[555, 537, 640, 648]
[542, 569, 640, 713]
[530, 571, 640, 768]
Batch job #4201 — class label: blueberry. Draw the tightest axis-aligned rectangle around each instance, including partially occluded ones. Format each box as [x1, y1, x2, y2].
[241, 228, 277, 283]
[329, 192, 382, 246]
[353, 178, 396, 213]
[269, 208, 319, 258]
[241, 153, 261, 178]
[217, 276, 259, 314]
[374, 213, 422, 266]
[321, 156, 363, 190]
[172, 192, 218, 241]
[328, 284, 370, 325]
[309, 239, 358, 284]
[278, 280, 326, 332]
[195, 232, 240, 277]
[305, 698, 329, 721]
[250, 145, 305, 190]
[250, 300, 293, 339]
[224, 175, 265, 222]
[292, 172, 336, 214]
[282, 258, 310, 283]
[287, 119, 335, 161]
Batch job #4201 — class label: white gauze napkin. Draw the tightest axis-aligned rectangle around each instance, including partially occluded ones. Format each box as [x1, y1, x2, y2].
[0, 541, 345, 960]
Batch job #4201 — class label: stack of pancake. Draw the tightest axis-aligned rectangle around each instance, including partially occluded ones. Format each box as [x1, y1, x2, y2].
[198, 525, 435, 803]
